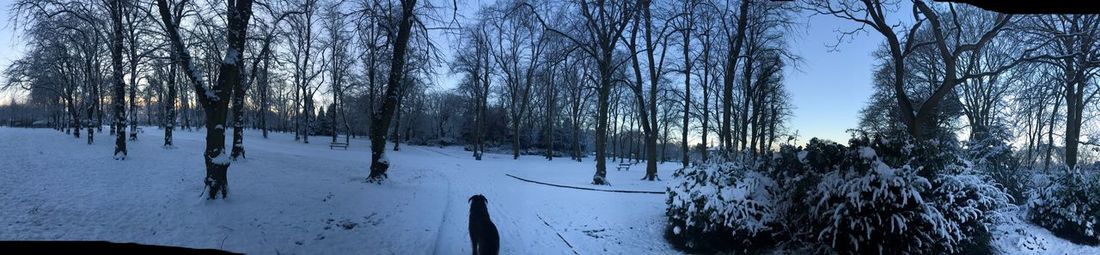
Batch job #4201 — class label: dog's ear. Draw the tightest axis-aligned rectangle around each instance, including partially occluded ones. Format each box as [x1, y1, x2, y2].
[469, 195, 475, 203]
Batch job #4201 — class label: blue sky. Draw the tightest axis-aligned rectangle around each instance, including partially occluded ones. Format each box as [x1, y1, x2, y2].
[783, 13, 881, 143]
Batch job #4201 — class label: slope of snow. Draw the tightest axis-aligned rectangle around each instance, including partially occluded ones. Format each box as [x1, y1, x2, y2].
[0, 127, 681, 254]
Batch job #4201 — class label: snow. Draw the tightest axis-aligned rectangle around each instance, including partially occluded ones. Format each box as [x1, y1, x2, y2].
[858, 146, 876, 159]
[993, 207, 1100, 254]
[210, 151, 230, 165]
[0, 127, 680, 254]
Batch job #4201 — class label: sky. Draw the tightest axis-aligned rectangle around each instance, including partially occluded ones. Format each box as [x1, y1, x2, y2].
[0, 0, 890, 145]
[0, 0, 26, 104]
[783, 13, 880, 143]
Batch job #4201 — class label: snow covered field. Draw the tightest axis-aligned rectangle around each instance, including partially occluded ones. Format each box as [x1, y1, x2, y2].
[4, 127, 1100, 254]
[0, 127, 682, 254]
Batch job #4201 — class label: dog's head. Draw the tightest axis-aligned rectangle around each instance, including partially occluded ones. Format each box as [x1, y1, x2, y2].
[468, 194, 488, 205]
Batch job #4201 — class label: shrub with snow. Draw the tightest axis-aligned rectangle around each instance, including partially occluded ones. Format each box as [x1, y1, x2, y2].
[930, 172, 1013, 253]
[800, 136, 1010, 254]
[768, 139, 841, 241]
[966, 128, 1028, 204]
[1029, 171, 1100, 245]
[803, 137, 942, 254]
[664, 135, 1011, 254]
[665, 158, 777, 253]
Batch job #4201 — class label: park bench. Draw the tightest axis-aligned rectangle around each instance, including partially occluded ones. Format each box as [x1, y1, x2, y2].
[616, 162, 631, 171]
[329, 141, 349, 150]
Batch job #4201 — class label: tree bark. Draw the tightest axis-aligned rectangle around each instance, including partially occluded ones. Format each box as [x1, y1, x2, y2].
[110, 0, 127, 160]
[230, 66, 246, 160]
[722, 0, 750, 157]
[367, 0, 417, 182]
[164, 53, 177, 148]
[156, 0, 253, 199]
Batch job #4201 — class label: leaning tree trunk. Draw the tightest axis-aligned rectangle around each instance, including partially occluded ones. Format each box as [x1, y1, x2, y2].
[367, 0, 417, 182]
[109, 0, 127, 160]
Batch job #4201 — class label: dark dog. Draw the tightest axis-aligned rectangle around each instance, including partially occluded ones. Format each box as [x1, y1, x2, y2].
[468, 194, 499, 255]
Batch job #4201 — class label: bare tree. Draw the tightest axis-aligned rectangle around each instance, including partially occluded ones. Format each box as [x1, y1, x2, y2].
[1019, 15, 1100, 170]
[625, 0, 672, 180]
[366, 0, 418, 182]
[155, 0, 254, 199]
[528, 0, 640, 185]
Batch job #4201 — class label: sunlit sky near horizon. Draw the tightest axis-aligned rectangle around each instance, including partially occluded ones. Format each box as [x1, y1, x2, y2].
[0, 0, 907, 144]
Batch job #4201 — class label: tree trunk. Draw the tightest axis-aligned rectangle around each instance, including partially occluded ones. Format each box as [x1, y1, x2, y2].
[155, 0, 253, 199]
[680, 1, 698, 167]
[164, 54, 177, 148]
[110, 0, 127, 160]
[1045, 91, 1062, 171]
[392, 94, 402, 151]
[261, 54, 269, 138]
[722, 0, 750, 157]
[294, 81, 301, 141]
[681, 70, 690, 168]
[739, 43, 755, 155]
[303, 96, 312, 144]
[593, 52, 613, 185]
[367, 0, 417, 182]
[230, 66, 246, 160]
[546, 66, 556, 161]
[1065, 80, 1083, 171]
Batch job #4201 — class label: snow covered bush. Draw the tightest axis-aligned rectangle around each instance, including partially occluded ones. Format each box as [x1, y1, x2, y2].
[1029, 171, 1100, 245]
[801, 136, 1010, 254]
[768, 139, 843, 242]
[930, 173, 1013, 253]
[803, 137, 940, 254]
[664, 135, 1011, 254]
[665, 158, 777, 252]
[966, 127, 1028, 204]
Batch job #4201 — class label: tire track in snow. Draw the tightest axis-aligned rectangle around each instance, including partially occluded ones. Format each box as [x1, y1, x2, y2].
[537, 214, 580, 255]
[430, 174, 453, 255]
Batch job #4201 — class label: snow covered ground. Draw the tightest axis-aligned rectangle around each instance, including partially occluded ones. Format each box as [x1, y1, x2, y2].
[4, 127, 1100, 254]
[0, 127, 681, 254]
[991, 208, 1100, 255]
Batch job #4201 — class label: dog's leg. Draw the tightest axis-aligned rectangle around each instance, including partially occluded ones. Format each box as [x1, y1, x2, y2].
[471, 237, 478, 255]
